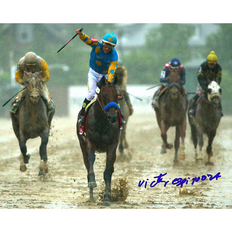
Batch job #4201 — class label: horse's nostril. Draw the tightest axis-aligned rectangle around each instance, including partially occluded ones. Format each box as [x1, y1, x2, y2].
[30, 95, 39, 102]
[107, 116, 117, 124]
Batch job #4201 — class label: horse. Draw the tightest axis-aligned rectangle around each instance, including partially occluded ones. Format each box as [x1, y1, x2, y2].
[116, 87, 130, 157]
[76, 76, 121, 206]
[188, 81, 222, 165]
[10, 71, 55, 176]
[152, 71, 188, 163]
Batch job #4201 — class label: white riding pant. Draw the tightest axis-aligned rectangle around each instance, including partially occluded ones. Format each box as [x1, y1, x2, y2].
[86, 68, 108, 101]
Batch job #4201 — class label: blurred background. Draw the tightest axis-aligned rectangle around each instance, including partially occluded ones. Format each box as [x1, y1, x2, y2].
[0, 23, 231, 117]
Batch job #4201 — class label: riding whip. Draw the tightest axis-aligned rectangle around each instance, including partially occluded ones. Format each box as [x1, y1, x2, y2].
[146, 84, 162, 90]
[2, 86, 27, 107]
[127, 92, 143, 101]
[57, 27, 83, 53]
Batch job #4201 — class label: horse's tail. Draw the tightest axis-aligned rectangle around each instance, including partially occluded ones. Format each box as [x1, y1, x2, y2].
[188, 112, 198, 148]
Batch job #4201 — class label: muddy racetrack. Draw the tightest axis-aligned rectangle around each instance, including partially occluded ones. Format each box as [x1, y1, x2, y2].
[0, 107, 232, 210]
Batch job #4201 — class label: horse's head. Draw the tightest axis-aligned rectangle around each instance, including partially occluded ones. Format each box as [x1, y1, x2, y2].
[97, 76, 119, 124]
[23, 71, 43, 103]
[207, 81, 221, 106]
[167, 71, 181, 99]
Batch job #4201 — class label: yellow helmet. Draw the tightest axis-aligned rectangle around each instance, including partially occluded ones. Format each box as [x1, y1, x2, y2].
[207, 51, 217, 64]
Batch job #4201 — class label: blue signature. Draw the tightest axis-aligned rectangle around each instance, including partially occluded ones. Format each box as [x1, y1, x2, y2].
[138, 172, 221, 188]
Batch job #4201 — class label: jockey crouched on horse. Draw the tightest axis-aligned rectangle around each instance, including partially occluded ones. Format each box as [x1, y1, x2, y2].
[114, 60, 134, 116]
[152, 58, 186, 108]
[75, 28, 126, 135]
[10, 51, 55, 116]
[188, 51, 223, 117]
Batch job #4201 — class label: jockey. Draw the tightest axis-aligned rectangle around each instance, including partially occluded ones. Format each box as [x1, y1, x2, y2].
[10, 51, 55, 115]
[75, 28, 125, 134]
[115, 60, 133, 116]
[189, 51, 223, 116]
[152, 58, 186, 108]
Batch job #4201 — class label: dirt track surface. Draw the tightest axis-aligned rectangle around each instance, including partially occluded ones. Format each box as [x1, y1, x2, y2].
[0, 108, 232, 209]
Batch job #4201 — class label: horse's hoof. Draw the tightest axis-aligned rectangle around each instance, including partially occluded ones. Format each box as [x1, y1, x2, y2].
[179, 155, 185, 160]
[103, 201, 111, 206]
[20, 165, 27, 172]
[161, 149, 167, 154]
[196, 156, 203, 161]
[87, 197, 95, 203]
[38, 167, 47, 176]
[88, 182, 97, 188]
[173, 159, 179, 163]
[167, 144, 173, 149]
[205, 161, 214, 166]
[38, 171, 46, 177]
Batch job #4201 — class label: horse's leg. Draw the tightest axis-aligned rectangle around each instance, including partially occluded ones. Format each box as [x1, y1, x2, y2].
[188, 115, 199, 160]
[178, 120, 186, 160]
[38, 131, 49, 176]
[118, 130, 124, 154]
[173, 126, 180, 163]
[86, 139, 97, 202]
[103, 147, 117, 206]
[205, 130, 216, 166]
[18, 137, 30, 172]
[160, 121, 172, 154]
[196, 127, 204, 160]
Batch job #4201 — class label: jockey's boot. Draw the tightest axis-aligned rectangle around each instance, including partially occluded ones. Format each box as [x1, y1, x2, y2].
[78, 98, 91, 135]
[152, 95, 159, 108]
[47, 99, 55, 117]
[152, 87, 162, 108]
[9, 100, 21, 113]
[189, 94, 199, 117]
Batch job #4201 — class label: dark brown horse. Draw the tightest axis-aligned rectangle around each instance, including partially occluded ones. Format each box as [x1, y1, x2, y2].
[152, 71, 188, 163]
[188, 81, 222, 165]
[77, 77, 121, 206]
[10, 71, 55, 176]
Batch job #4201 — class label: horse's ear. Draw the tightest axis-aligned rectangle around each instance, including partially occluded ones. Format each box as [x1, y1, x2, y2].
[97, 76, 107, 89]
[219, 88, 222, 95]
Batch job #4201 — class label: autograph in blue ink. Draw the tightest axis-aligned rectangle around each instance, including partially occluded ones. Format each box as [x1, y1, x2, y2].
[138, 172, 221, 188]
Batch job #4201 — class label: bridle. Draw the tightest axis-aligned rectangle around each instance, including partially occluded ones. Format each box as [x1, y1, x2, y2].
[96, 85, 119, 124]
